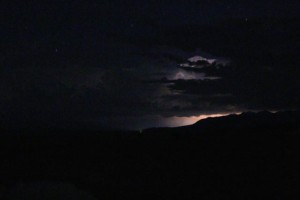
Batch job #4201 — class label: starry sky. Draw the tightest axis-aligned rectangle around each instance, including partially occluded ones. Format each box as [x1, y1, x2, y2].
[1, 0, 300, 130]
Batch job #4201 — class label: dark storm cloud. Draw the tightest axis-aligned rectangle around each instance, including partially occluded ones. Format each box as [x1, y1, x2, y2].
[1, 1, 300, 129]
[163, 60, 300, 112]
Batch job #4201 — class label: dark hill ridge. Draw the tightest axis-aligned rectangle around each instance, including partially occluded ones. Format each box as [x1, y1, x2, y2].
[193, 110, 300, 132]
[144, 110, 300, 135]
[0, 110, 300, 199]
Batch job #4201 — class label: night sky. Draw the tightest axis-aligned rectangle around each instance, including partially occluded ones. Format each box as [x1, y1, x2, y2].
[1, 1, 300, 130]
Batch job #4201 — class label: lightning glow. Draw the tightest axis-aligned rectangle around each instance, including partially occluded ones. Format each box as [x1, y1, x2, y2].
[161, 112, 242, 127]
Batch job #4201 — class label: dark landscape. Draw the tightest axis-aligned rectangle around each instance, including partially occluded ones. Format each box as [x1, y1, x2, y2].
[1, 1, 300, 199]
[1, 110, 300, 199]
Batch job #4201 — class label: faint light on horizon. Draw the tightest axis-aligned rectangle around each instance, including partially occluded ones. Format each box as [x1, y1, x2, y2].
[161, 112, 242, 127]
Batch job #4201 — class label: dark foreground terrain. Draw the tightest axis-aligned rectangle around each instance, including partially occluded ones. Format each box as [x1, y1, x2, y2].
[0, 110, 300, 199]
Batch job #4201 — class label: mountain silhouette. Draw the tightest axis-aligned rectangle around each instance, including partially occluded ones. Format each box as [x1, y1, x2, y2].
[144, 110, 300, 135]
[0, 110, 299, 199]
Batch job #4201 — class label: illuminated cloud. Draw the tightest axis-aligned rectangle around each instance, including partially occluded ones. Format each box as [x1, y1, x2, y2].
[188, 56, 216, 64]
